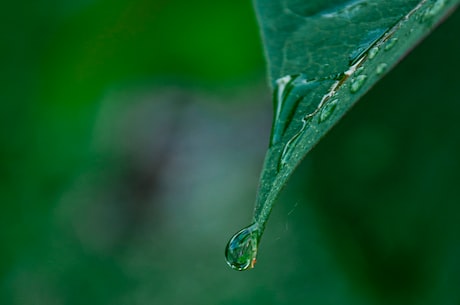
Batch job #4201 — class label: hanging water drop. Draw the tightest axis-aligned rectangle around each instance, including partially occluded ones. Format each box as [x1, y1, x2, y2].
[319, 99, 339, 123]
[225, 223, 260, 271]
[350, 75, 367, 93]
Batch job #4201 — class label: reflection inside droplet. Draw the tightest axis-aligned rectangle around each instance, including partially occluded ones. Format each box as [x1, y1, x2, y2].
[225, 223, 260, 271]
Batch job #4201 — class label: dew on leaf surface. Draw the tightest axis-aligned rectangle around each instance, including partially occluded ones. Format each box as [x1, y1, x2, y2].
[319, 99, 339, 123]
[350, 74, 368, 93]
[376, 63, 388, 75]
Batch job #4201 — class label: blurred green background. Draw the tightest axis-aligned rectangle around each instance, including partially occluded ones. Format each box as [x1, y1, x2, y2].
[1, 1, 459, 304]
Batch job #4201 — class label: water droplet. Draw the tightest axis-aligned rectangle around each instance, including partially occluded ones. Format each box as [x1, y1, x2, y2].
[376, 63, 388, 75]
[319, 99, 339, 123]
[422, 0, 446, 21]
[368, 46, 379, 59]
[271, 75, 301, 145]
[384, 38, 398, 51]
[278, 118, 309, 170]
[271, 74, 341, 170]
[225, 223, 260, 271]
[350, 75, 367, 93]
[270, 75, 335, 146]
[348, 28, 387, 65]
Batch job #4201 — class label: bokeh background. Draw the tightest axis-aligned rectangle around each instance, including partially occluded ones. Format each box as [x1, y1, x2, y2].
[1, 1, 460, 304]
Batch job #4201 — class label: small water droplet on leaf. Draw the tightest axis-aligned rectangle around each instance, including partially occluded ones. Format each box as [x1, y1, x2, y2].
[368, 46, 379, 59]
[384, 38, 398, 51]
[376, 63, 388, 75]
[350, 75, 368, 93]
[278, 117, 310, 170]
[270, 74, 336, 146]
[319, 99, 339, 123]
[422, 0, 446, 22]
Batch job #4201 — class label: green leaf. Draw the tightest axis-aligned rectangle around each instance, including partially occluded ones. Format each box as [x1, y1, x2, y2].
[225, 0, 459, 270]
